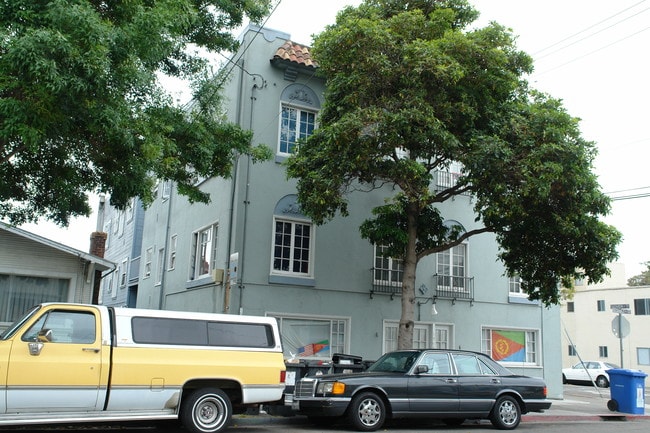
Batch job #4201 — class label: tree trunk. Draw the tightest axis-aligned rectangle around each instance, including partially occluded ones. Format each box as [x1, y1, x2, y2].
[397, 203, 420, 349]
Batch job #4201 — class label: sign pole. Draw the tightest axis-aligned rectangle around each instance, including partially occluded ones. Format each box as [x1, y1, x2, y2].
[618, 312, 624, 368]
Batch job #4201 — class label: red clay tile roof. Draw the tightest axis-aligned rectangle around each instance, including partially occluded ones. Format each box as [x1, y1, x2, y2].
[273, 41, 318, 68]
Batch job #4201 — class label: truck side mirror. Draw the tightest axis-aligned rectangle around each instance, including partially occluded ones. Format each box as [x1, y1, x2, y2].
[37, 329, 53, 343]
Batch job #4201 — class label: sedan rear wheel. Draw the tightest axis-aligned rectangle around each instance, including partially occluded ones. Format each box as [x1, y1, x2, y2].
[348, 391, 386, 432]
[489, 395, 521, 430]
[596, 375, 609, 388]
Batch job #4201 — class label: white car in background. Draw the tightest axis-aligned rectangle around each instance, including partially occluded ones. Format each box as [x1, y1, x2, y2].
[562, 361, 619, 387]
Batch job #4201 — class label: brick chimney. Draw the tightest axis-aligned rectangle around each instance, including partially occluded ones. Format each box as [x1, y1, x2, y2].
[89, 231, 108, 304]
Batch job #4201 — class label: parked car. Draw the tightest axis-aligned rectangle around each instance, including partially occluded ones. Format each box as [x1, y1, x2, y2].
[562, 361, 619, 387]
[292, 349, 551, 431]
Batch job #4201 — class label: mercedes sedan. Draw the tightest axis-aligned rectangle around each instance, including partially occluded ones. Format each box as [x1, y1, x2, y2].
[293, 349, 551, 431]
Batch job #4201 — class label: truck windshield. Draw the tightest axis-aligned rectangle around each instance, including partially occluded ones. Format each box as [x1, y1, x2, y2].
[0, 305, 41, 340]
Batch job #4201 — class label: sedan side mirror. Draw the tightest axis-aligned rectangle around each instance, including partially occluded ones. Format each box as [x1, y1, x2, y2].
[414, 365, 429, 375]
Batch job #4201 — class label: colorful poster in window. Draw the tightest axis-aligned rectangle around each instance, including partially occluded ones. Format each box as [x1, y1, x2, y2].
[298, 340, 329, 357]
[491, 330, 525, 362]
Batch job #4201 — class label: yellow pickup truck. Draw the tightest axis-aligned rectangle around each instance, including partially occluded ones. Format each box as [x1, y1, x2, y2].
[0, 303, 286, 433]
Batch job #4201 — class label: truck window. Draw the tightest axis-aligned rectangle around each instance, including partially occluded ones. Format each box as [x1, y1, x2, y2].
[21, 310, 96, 344]
[132, 317, 275, 348]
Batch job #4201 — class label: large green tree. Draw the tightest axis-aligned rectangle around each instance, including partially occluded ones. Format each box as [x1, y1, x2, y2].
[287, 0, 621, 349]
[1, 0, 272, 225]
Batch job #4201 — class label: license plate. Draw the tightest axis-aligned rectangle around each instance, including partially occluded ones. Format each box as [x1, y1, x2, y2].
[291, 400, 300, 411]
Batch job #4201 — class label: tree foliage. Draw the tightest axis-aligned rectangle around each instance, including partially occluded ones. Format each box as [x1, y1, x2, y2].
[286, 0, 621, 348]
[628, 262, 650, 286]
[1, 0, 272, 225]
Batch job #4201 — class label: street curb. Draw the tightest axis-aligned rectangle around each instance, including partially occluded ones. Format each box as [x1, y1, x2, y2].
[233, 413, 650, 426]
[523, 414, 650, 422]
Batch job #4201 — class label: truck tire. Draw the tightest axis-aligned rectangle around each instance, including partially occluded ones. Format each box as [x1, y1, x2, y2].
[181, 388, 232, 433]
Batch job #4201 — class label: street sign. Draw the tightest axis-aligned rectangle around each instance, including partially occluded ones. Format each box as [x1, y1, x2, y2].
[612, 315, 630, 338]
[611, 304, 630, 314]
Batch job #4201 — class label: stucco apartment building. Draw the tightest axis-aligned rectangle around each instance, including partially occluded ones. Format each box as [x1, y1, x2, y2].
[562, 262, 650, 376]
[104, 25, 563, 398]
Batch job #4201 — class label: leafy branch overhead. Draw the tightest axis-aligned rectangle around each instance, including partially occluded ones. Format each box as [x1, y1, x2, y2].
[0, 0, 273, 225]
[287, 0, 620, 342]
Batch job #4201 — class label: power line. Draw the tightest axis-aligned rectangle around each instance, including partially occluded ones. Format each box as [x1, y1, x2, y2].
[605, 186, 650, 201]
[533, 0, 649, 57]
[533, 25, 650, 76]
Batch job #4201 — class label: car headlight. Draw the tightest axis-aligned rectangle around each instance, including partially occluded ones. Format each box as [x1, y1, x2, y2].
[316, 381, 346, 395]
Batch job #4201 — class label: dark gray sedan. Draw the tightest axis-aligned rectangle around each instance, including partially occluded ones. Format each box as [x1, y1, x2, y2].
[293, 349, 551, 431]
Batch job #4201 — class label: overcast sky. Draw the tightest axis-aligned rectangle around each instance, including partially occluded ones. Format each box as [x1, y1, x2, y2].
[23, 0, 649, 278]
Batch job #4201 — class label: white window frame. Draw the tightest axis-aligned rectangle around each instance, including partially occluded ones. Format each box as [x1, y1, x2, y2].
[481, 326, 540, 366]
[190, 223, 218, 280]
[509, 276, 526, 297]
[269, 313, 349, 361]
[143, 247, 153, 279]
[271, 217, 314, 277]
[373, 245, 403, 287]
[156, 247, 165, 285]
[437, 243, 468, 292]
[119, 258, 128, 288]
[168, 234, 177, 270]
[278, 103, 317, 156]
[382, 321, 448, 354]
[162, 181, 171, 200]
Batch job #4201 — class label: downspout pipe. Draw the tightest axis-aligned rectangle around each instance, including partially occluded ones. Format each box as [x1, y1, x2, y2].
[238, 74, 266, 315]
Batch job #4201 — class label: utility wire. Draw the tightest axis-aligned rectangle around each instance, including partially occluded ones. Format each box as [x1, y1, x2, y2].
[533, 0, 648, 57]
[533, 26, 650, 76]
[534, 5, 650, 61]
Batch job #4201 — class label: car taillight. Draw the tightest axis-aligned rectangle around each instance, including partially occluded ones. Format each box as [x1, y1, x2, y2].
[280, 370, 286, 383]
[543, 386, 547, 397]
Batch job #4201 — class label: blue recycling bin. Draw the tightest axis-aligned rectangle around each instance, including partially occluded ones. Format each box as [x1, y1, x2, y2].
[607, 368, 647, 414]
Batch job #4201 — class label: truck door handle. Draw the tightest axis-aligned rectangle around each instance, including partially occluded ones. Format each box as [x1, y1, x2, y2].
[82, 348, 100, 353]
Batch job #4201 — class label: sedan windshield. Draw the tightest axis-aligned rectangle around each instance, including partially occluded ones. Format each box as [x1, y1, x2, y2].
[367, 351, 420, 373]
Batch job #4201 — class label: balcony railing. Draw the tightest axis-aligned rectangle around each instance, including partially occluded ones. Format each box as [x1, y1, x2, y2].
[370, 269, 402, 299]
[433, 274, 474, 304]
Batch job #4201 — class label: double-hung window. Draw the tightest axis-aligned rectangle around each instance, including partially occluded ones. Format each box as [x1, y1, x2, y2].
[143, 247, 153, 278]
[190, 223, 218, 280]
[373, 245, 403, 286]
[273, 218, 312, 276]
[279, 104, 316, 156]
[437, 244, 467, 292]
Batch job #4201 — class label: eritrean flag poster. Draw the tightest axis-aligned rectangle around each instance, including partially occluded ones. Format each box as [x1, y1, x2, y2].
[491, 330, 525, 362]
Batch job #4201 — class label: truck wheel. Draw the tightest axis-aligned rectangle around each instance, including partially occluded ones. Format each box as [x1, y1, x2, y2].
[347, 391, 386, 431]
[489, 395, 521, 430]
[181, 388, 232, 433]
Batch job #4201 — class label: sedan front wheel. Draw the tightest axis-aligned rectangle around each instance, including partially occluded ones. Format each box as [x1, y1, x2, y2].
[489, 395, 521, 430]
[347, 391, 386, 432]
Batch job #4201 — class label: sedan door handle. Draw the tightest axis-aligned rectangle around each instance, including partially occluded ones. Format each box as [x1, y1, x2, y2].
[445, 378, 458, 383]
[491, 379, 501, 384]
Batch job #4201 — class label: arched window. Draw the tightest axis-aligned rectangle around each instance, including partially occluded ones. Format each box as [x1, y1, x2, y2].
[278, 84, 320, 158]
